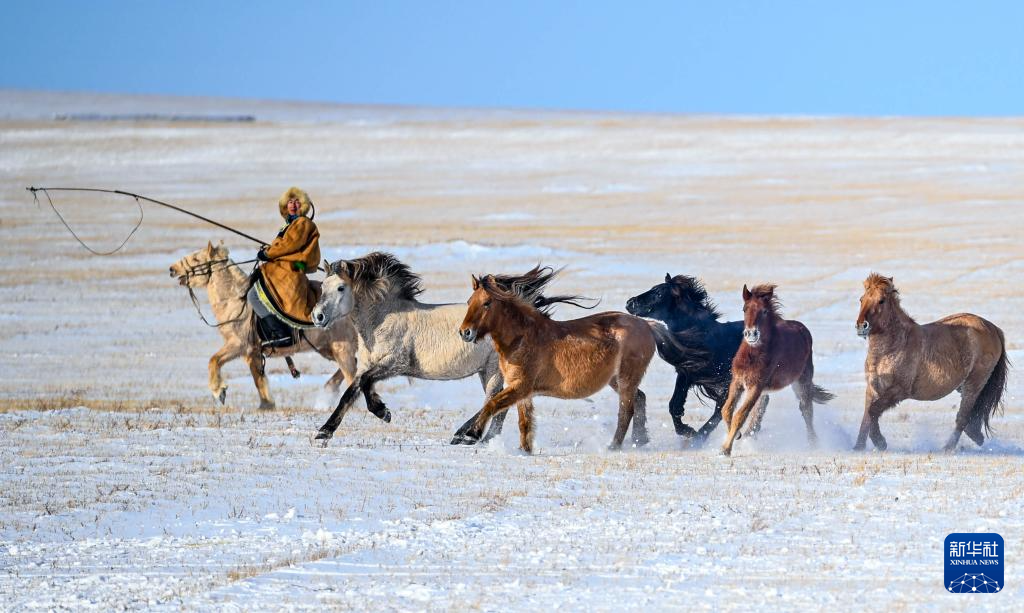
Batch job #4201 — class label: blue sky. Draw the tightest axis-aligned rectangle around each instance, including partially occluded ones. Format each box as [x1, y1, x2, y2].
[4, 1, 1022, 115]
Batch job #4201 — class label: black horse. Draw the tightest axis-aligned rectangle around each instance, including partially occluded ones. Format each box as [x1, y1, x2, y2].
[626, 274, 769, 441]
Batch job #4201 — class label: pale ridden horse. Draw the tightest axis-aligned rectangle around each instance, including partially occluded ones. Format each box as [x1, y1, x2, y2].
[170, 242, 357, 409]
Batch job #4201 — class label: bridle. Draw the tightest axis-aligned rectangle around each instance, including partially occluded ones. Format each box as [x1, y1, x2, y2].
[179, 257, 256, 328]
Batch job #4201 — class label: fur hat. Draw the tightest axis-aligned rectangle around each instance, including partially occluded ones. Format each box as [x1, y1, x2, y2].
[278, 187, 312, 219]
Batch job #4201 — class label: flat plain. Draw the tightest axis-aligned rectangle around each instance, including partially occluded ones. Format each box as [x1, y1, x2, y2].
[1, 91, 1022, 610]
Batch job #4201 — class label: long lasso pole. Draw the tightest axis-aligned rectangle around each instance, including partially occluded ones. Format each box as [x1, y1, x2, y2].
[27, 186, 268, 246]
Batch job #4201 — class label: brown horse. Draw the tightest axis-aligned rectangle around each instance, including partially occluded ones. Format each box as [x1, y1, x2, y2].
[855, 274, 1008, 452]
[719, 284, 834, 456]
[451, 266, 671, 452]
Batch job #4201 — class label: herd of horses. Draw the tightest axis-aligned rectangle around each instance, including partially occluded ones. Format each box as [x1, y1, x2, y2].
[171, 244, 1009, 456]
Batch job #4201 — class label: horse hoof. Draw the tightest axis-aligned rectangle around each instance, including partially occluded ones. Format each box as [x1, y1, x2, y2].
[450, 432, 480, 446]
[719, 447, 732, 457]
[216, 388, 227, 404]
[368, 404, 392, 423]
[258, 401, 275, 411]
[674, 423, 698, 438]
[314, 429, 333, 445]
[606, 442, 623, 451]
[632, 433, 651, 448]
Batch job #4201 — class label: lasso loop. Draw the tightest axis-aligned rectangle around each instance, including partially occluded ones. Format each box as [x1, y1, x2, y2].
[32, 187, 144, 256]
[27, 186, 268, 251]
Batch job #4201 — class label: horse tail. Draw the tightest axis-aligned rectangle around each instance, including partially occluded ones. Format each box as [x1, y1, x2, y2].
[971, 326, 1009, 436]
[647, 321, 709, 372]
[812, 385, 835, 404]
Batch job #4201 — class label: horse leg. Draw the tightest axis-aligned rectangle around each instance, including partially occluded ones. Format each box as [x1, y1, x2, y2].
[944, 379, 984, 452]
[606, 373, 642, 450]
[516, 399, 536, 453]
[630, 389, 650, 447]
[315, 379, 363, 444]
[285, 356, 301, 379]
[721, 384, 763, 457]
[962, 367, 996, 447]
[854, 387, 897, 451]
[361, 381, 391, 423]
[325, 369, 347, 392]
[315, 366, 389, 444]
[669, 376, 698, 438]
[328, 337, 358, 390]
[743, 394, 771, 439]
[693, 391, 729, 443]
[718, 379, 742, 432]
[792, 363, 817, 446]
[451, 386, 528, 445]
[480, 369, 508, 443]
[243, 351, 275, 410]
[208, 343, 241, 404]
[453, 371, 508, 443]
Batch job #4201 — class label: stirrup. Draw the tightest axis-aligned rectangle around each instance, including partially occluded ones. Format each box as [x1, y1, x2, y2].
[260, 336, 293, 350]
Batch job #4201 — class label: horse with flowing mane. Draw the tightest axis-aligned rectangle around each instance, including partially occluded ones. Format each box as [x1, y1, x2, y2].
[627, 273, 769, 442]
[452, 266, 684, 452]
[310, 252, 520, 445]
[169, 241, 357, 410]
[719, 284, 834, 456]
[855, 274, 1008, 452]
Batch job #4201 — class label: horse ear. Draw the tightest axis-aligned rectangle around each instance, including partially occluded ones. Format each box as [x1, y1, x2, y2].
[471, 275, 480, 290]
[665, 273, 672, 283]
[323, 259, 331, 274]
[742, 284, 751, 301]
[206, 240, 214, 255]
[218, 239, 224, 246]
[765, 285, 774, 298]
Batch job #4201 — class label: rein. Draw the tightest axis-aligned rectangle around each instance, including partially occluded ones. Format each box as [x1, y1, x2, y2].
[181, 257, 257, 328]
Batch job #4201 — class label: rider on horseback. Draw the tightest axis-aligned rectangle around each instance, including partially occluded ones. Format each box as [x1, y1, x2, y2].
[247, 187, 322, 347]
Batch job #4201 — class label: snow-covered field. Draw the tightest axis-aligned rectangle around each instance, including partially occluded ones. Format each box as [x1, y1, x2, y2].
[2, 91, 1023, 610]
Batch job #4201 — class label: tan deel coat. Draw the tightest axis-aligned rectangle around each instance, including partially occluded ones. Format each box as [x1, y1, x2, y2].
[262, 188, 321, 323]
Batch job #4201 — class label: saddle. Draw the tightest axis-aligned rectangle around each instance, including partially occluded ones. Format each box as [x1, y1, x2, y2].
[255, 312, 296, 350]
[249, 275, 322, 351]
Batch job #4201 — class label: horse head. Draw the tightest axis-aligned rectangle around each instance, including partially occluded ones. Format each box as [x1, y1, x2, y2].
[169, 240, 227, 288]
[626, 273, 718, 324]
[626, 273, 676, 320]
[741, 283, 779, 347]
[460, 274, 500, 344]
[856, 274, 898, 338]
[311, 259, 355, 327]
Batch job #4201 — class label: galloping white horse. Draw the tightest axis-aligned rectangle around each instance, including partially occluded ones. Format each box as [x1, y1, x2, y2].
[310, 251, 519, 444]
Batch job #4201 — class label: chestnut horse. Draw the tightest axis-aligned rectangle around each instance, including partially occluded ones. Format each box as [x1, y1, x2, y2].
[719, 284, 834, 456]
[451, 266, 673, 452]
[855, 274, 1008, 452]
